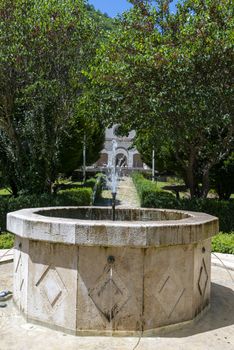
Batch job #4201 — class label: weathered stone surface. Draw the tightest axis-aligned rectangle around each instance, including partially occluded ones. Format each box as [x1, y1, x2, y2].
[13, 236, 29, 313]
[193, 239, 211, 317]
[144, 244, 194, 330]
[7, 206, 219, 335]
[27, 241, 78, 332]
[77, 246, 144, 333]
[7, 207, 218, 247]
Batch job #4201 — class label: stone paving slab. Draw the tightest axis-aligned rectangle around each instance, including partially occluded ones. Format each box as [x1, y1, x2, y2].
[211, 252, 234, 271]
[0, 263, 233, 350]
[0, 248, 14, 264]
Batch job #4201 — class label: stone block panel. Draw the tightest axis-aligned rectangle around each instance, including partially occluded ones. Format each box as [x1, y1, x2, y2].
[27, 241, 78, 333]
[77, 246, 144, 332]
[13, 236, 29, 313]
[193, 238, 211, 316]
[143, 244, 194, 330]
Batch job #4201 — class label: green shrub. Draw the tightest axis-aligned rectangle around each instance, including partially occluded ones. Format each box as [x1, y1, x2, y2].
[212, 233, 234, 254]
[7, 193, 54, 212]
[0, 232, 14, 249]
[178, 198, 234, 233]
[84, 178, 96, 189]
[0, 178, 101, 231]
[0, 175, 103, 248]
[132, 172, 179, 207]
[132, 173, 234, 233]
[56, 188, 92, 206]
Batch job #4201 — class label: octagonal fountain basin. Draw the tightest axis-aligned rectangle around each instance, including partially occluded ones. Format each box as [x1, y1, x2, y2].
[7, 206, 219, 336]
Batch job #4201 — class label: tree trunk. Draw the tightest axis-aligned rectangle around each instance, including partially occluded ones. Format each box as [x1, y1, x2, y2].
[201, 169, 210, 198]
[184, 150, 198, 198]
[9, 178, 18, 197]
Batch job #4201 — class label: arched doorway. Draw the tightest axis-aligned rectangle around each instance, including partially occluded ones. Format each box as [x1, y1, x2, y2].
[116, 148, 129, 167]
[116, 153, 128, 167]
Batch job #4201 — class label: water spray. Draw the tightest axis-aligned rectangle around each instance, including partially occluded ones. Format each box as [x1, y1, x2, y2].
[105, 140, 120, 221]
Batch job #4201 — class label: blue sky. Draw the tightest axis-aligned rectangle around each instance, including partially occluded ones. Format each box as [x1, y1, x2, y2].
[88, 0, 178, 18]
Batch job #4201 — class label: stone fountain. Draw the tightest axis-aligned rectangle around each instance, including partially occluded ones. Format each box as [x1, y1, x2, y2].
[7, 206, 218, 335]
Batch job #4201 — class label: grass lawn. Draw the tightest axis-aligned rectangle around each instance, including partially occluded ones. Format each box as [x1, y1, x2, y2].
[153, 180, 189, 198]
[0, 188, 11, 196]
[154, 181, 168, 190]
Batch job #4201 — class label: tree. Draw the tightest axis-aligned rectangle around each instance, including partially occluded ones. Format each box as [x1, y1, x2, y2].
[58, 115, 104, 176]
[0, 0, 104, 195]
[86, 0, 234, 198]
[210, 152, 234, 200]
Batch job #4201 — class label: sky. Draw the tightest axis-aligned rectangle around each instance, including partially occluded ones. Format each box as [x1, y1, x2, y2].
[88, 0, 178, 18]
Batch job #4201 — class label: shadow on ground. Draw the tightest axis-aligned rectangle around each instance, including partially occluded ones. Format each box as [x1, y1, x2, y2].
[160, 282, 234, 338]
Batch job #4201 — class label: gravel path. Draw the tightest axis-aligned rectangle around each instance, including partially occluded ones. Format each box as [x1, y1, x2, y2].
[116, 176, 140, 207]
[96, 176, 140, 208]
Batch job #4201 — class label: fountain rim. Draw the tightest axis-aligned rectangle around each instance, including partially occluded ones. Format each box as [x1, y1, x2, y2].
[7, 205, 217, 224]
[7, 206, 219, 248]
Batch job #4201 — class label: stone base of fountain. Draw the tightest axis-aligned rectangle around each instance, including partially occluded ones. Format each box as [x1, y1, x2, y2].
[7, 207, 218, 335]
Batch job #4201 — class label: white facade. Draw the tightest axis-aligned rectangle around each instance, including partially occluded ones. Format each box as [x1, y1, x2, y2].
[97, 125, 143, 168]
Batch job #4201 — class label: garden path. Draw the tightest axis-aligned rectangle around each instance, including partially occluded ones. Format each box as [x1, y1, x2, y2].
[96, 176, 140, 207]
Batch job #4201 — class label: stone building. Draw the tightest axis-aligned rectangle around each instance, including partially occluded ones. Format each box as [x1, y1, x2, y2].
[96, 125, 144, 169]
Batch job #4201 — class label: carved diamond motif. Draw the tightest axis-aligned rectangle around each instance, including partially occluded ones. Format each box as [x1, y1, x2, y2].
[155, 268, 185, 318]
[198, 258, 208, 296]
[15, 252, 21, 273]
[14, 252, 23, 298]
[35, 266, 67, 311]
[89, 267, 130, 322]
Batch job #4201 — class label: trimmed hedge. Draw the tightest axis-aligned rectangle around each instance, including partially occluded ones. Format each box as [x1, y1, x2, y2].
[0, 176, 105, 248]
[0, 177, 103, 232]
[132, 173, 234, 233]
[56, 174, 104, 205]
[57, 188, 92, 206]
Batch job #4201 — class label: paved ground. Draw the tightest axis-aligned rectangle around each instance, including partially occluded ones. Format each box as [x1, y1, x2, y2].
[212, 253, 234, 271]
[0, 263, 233, 350]
[116, 176, 140, 208]
[0, 248, 13, 264]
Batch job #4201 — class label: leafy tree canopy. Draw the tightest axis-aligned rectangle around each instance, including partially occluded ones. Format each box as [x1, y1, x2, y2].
[0, 0, 106, 195]
[210, 152, 234, 200]
[86, 0, 234, 198]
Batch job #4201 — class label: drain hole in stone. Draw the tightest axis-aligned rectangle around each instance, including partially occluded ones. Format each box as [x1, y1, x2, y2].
[107, 255, 115, 264]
